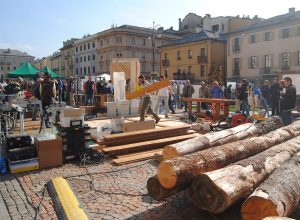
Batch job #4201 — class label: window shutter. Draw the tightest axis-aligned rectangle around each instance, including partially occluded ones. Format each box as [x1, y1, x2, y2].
[261, 55, 265, 68]
[248, 57, 251, 69]
[271, 54, 274, 68]
[256, 34, 260, 43]
[278, 53, 283, 68]
[279, 30, 282, 39]
[256, 56, 260, 68]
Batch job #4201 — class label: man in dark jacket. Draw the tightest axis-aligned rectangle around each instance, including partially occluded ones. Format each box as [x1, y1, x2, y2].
[84, 75, 96, 105]
[270, 77, 280, 116]
[239, 79, 249, 116]
[280, 77, 296, 125]
[182, 80, 194, 112]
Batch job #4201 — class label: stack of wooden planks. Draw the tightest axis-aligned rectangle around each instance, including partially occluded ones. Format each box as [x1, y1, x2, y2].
[98, 125, 199, 165]
[147, 117, 300, 219]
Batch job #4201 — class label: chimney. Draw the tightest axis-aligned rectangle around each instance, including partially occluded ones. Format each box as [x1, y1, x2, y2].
[289, 7, 295, 14]
[179, 18, 182, 30]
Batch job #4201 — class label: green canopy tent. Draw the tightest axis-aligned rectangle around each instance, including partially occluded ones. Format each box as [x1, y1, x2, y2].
[7, 62, 40, 78]
[41, 66, 64, 78]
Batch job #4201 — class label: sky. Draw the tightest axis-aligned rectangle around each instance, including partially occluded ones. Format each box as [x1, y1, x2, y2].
[0, 0, 299, 59]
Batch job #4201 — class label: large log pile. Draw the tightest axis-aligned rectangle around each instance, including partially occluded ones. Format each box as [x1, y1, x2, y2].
[241, 152, 300, 220]
[157, 121, 300, 191]
[163, 117, 283, 160]
[147, 119, 300, 219]
[188, 137, 300, 213]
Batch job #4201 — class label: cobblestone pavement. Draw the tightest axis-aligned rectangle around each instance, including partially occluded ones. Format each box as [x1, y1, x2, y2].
[1, 159, 299, 220]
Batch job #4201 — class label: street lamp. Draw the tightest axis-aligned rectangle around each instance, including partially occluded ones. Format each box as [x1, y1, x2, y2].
[148, 21, 162, 81]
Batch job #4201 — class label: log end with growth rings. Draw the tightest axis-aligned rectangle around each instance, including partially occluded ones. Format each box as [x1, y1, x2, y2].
[157, 161, 178, 189]
[241, 196, 279, 220]
[189, 175, 228, 214]
[162, 145, 179, 160]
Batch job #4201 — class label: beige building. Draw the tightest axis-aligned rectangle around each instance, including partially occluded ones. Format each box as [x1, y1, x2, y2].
[96, 25, 179, 78]
[160, 31, 227, 83]
[227, 8, 300, 84]
[0, 49, 34, 80]
[49, 51, 62, 74]
[34, 56, 51, 70]
[60, 38, 78, 78]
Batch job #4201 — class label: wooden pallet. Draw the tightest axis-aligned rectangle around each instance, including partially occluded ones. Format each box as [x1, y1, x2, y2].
[112, 149, 163, 165]
[102, 132, 198, 156]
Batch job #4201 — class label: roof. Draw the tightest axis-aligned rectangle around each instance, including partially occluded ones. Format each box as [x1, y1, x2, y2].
[8, 62, 40, 78]
[230, 9, 300, 34]
[161, 30, 227, 47]
[0, 48, 34, 57]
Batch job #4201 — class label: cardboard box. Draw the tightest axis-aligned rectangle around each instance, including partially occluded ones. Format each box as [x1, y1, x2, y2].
[60, 108, 85, 127]
[35, 136, 63, 169]
[123, 120, 155, 132]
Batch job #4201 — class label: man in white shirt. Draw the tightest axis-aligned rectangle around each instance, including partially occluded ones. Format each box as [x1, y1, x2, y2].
[154, 75, 169, 118]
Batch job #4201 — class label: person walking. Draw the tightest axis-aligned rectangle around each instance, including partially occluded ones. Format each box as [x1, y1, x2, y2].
[84, 75, 96, 106]
[270, 77, 280, 116]
[155, 75, 170, 118]
[182, 80, 194, 112]
[198, 81, 211, 109]
[138, 75, 160, 123]
[280, 77, 296, 125]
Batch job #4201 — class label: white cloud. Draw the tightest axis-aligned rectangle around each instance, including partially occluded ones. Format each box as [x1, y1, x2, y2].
[0, 42, 34, 52]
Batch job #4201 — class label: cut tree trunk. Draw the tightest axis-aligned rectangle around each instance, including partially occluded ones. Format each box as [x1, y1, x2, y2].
[157, 121, 300, 191]
[147, 176, 189, 201]
[163, 117, 283, 160]
[262, 217, 296, 220]
[188, 137, 300, 214]
[241, 153, 300, 220]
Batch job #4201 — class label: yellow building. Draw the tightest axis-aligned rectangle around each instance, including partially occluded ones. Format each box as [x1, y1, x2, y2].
[160, 31, 226, 83]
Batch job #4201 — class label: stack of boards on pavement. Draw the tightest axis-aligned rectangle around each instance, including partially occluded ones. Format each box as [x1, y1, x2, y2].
[98, 124, 198, 165]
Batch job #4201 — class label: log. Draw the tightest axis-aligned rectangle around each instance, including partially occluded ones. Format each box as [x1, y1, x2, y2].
[262, 217, 296, 220]
[147, 176, 189, 201]
[188, 137, 300, 214]
[163, 116, 284, 160]
[157, 121, 300, 190]
[241, 153, 300, 220]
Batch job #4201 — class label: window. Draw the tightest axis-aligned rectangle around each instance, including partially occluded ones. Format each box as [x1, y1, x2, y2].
[76, 57, 78, 63]
[92, 54, 95, 60]
[282, 28, 290, 38]
[116, 36, 122, 43]
[177, 68, 181, 73]
[100, 40, 103, 47]
[142, 52, 145, 59]
[264, 32, 271, 41]
[188, 66, 192, 74]
[80, 57, 82, 62]
[212, 24, 219, 32]
[107, 38, 109, 45]
[250, 56, 257, 69]
[88, 55, 90, 61]
[250, 35, 256, 44]
[298, 51, 300, 65]
[76, 68, 78, 75]
[265, 55, 272, 68]
[188, 50, 192, 59]
[142, 64, 146, 72]
[84, 56, 86, 62]
[200, 65, 205, 77]
[88, 66, 90, 74]
[233, 37, 240, 52]
[177, 51, 181, 60]
[88, 43, 90, 49]
[14, 67, 16, 70]
[7, 66, 10, 70]
[131, 37, 135, 45]
[200, 48, 205, 56]
[93, 42, 95, 48]
[142, 39, 146, 46]
[233, 58, 240, 75]
[282, 52, 290, 69]
[80, 67, 82, 74]
[131, 51, 135, 57]
[80, 46, 82, 51]
[84, 67, 86, 74]
[0, 66, 3, 70]
[93, 66, 95, 73]
[164, 53, 167, 59]
[76, 47, 78, 52]
[298, 27, 300, 36]
[84, 45, 86, 50]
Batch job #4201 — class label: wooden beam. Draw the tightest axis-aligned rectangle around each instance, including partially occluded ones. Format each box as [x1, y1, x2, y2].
[112, 149, 163, 165]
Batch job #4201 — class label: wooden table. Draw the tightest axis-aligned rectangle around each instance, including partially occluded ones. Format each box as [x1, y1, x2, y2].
[182, 97, 235, 121]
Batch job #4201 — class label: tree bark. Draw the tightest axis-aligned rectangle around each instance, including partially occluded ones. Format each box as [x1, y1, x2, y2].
[163, 117, 283, 160]
[241, 153, 300, 220]
[147, 176, 189, 201]
[157, 121, 300, 190]
[188, 137, 300, 214]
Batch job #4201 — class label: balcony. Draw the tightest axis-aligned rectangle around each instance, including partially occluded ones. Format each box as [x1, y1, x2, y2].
[282, 65, 290, 70]
[161, 59, 170, 67]
[259, 67, 275, 75]
[198, 56, 207, 63]
[173, 72, 194, 83]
